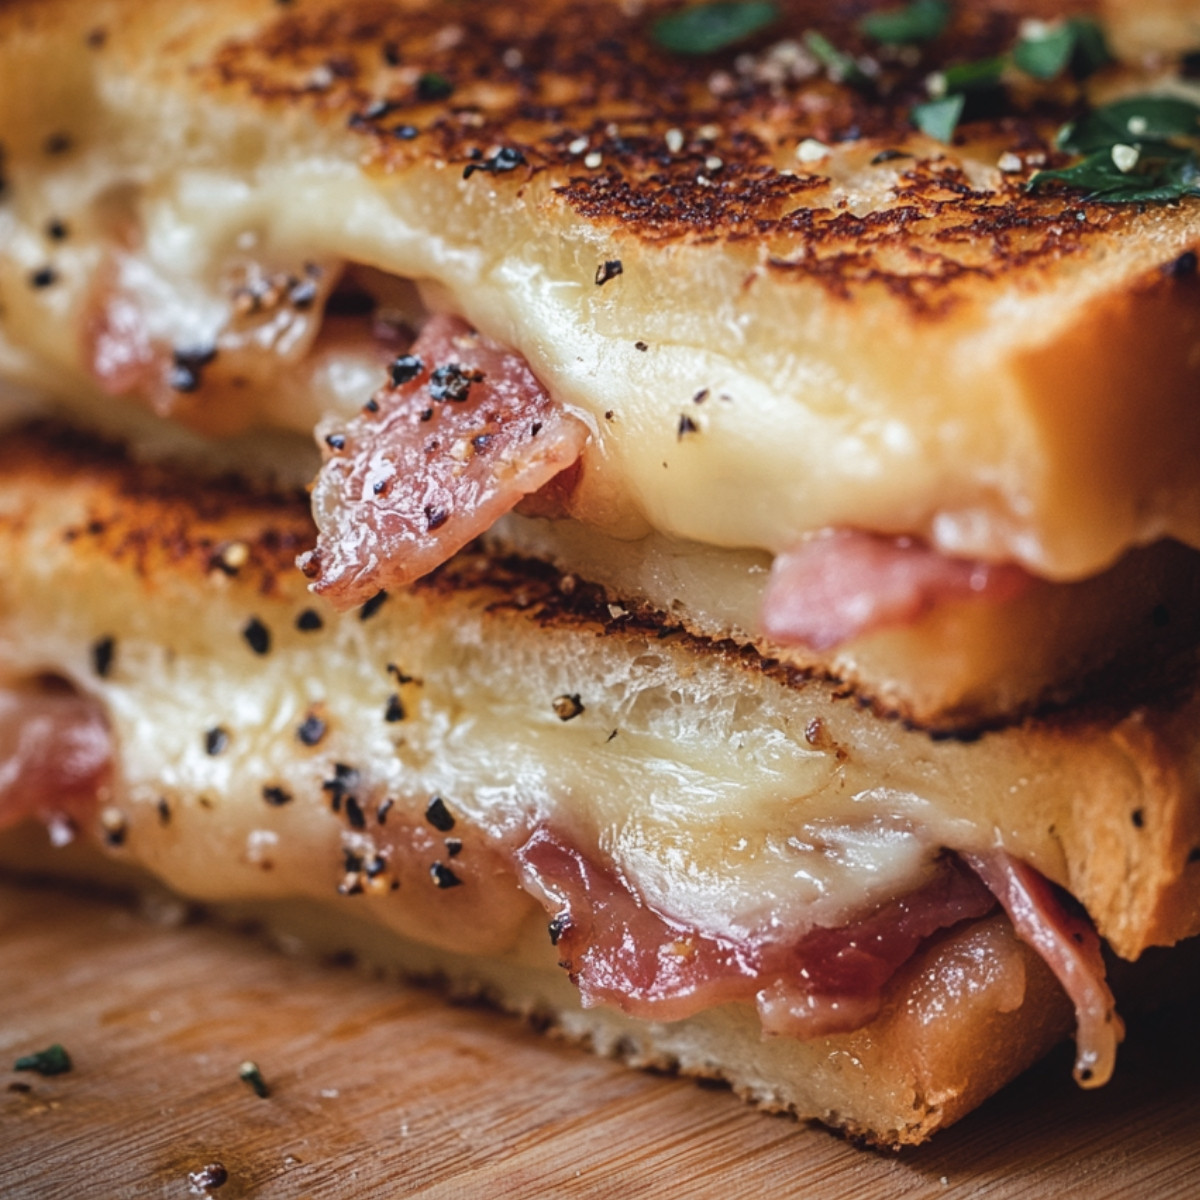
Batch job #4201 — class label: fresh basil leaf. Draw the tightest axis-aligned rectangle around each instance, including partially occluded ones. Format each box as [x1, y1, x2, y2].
[858, 0, 950, 46]
[652, 1, 779, 55]
[1013, 23, 1076, 80]
[803, 29, 871, 86]
[912, 94, 965, 141]
[1058, 96, 1200, 154]
[1029, 146, 1200, 203]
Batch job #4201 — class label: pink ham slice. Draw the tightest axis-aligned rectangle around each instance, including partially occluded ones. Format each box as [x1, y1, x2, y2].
[965, 850, 1122, 1087]
[516, 826, 995, 1037]
[761, 530, 1034, 650]
[0, 686, 113, 837]
[300, 315, 589, 610]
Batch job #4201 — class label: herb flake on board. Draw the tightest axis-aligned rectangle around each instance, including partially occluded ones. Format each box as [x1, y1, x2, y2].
[14, 1044, 72, 1075]
[238, 1060, 270, 1098]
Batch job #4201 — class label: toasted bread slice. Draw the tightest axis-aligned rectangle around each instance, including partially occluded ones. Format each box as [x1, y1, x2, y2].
[4, 0, 1200, 725]
[0, 825, 1072, 1149]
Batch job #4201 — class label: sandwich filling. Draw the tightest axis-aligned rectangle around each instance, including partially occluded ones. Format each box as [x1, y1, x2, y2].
[0, 431, 1159, 1090]
[0, 675, 1117, 1084]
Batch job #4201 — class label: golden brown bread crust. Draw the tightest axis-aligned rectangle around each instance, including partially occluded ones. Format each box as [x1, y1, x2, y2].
[6, 0, 1200, 598]
[1, 0, 1192, 318]
[131, 0, 1151, 312]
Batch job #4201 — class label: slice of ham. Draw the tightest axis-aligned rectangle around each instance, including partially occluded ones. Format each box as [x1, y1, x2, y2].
[754, 858, 997, 1037]
[516, 826, 995, 1037]
[761, 530, 1034, 651]
[300, 315, 590, 610]
[0, 686, 113, 838]
[965, 851, 1123, 1088]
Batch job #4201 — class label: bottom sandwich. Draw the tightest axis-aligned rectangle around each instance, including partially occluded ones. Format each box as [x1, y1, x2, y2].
[1, 424, 1198, 1146]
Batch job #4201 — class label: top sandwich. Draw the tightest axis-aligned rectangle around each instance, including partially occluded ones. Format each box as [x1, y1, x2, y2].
[6, 0, 1200, 1149]
[5, 0, 1200, 726]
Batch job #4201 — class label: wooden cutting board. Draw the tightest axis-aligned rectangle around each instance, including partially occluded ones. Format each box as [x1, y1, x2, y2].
[2, 878, 1199, 1200]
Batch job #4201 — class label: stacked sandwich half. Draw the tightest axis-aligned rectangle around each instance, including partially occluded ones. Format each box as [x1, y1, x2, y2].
[2, 0, 1200, 1146]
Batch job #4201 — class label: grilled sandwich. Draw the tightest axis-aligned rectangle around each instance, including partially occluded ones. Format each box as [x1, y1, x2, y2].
[3, 0, 1200, 1145]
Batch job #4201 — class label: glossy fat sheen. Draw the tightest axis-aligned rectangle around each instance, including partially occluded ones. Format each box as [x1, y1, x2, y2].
[4, 2, 1200, 579]
[1, 427, 1199, 961]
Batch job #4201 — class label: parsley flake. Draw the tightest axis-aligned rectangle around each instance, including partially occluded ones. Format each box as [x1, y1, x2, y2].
[859, 0, 949, 46]
[928, 55, 1005, 97]
[416, 72, 453, 102]
[238, 1060, 271, 1098]
[652, 1, 779, 56]
[912, 94, 964, 142]
[803, 30, 870, 87]
[14, 1044, 72, 1076]
[1029, 144, 1200, 204]
[1014, 17, 1111, 81]
[1056, 96, 1200, 156]
[1012, 23, 1075, 80]
[1030, 94, 1200, 204]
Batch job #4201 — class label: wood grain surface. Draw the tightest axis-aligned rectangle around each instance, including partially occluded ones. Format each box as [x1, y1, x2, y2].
[2, 878, 1199, 1200]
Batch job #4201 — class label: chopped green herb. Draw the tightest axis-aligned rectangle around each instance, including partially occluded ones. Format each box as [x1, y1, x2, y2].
[651, 1, 779, 56]
[1029, 143, 1200, 204]
[14, 1044, 72, 1076]
[1029, 93, 1200, 203]
[803, 29, 870, 87]
[1057, 96, 1200, 155]
[1012, 22, 1075, 79]
[929, 55, 1005, 96]
[912, 94, 965, 142]
[1013, 18, 1112, 81]
[416, 72, 453, 101]
[238, 1060, 270, 1098]
[859, 0, 949, 46]
[1066, 17, 1114, 79]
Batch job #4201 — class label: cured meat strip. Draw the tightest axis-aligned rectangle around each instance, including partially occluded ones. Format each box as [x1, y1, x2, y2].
[966, 851, 1123, 1087]
[755, 859, 997, 1037]
[516, 827, 996, 1038]
[0, 686, 112, 837]
[301, 315, 590, 609]
[761, 530, 1033, 650]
